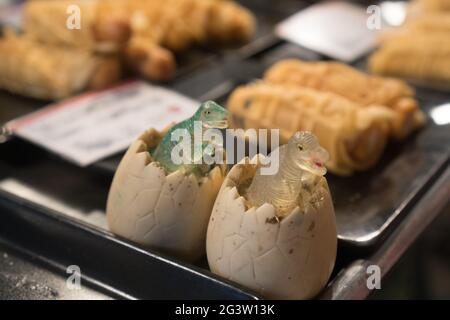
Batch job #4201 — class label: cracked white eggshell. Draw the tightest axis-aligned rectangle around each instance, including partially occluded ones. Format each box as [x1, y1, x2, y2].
[206, 155, 337, 299]
[106, 128, 225, 262]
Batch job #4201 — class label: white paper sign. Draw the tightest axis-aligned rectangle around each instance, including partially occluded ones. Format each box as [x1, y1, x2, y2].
[6, 81, 199, 166]
[0, 3, 23, 29]
[276, 1, 378, 62]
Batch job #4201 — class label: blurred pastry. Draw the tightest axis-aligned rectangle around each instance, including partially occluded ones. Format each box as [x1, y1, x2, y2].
[0, 30, 121, 100]
[372, 0, 450, 93]
[380, 13, 450, 42]
[183, 0, 255, 44]
[228, 82, 394, 176]
[406, 12, 450, 33]
[124, 36, 176, 82]
[265, 59, 424, 140]
[24, 0, 130, 53]
[129, 0, 256, 50]
[24, 0, 255, 82]
[410, 0, 450, 13]
[24, 0, 255, 50]
[128, 0, 194, 52]
[369, 34, 450, 91]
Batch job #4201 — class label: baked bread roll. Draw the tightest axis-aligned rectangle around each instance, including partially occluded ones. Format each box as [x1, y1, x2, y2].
[25, 0, 255, 51]
[372, 0, 450, 93]
[369, 34, 450, 91]
[380, 13, 450, 43]
[178, 0, 255, 44]
[0, 30, 121, 100]
[24, 0, 255, 81]
[124, 36, 176, 82]
[129, 0, 255, 50]
[228, 82, 394, 176]
[127, 0, 194, 52]
[24, 0, 175, 81]
[24, 0, 131, 53]
[264, 59, 424, 140]
[411, 0, 450, 12]
[406, 12, 450, 33]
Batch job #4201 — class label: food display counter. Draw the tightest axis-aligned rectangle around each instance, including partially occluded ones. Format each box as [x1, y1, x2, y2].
[0, 0, 449, 301]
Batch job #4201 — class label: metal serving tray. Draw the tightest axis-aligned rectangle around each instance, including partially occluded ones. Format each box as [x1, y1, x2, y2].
[93, 41, 450, 249]
[0, 175, 258, 299]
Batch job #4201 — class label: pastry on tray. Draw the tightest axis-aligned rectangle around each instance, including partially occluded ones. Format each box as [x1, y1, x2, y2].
[24, 0, 255, 51]
[228, 82, 394, 176]
[2, 0, 254, 98]
[371, 0, 450, 91]
[25, 0, 176, 84]
[0, 30, 121, 100]
[129, 0, 256, 50]
[24, 0, 127, 52]
[410, 0, 450, 13]
[378, 13, 450, 44]
[124, 35, 176, 82]
[23, 0, 255, 82]
[264, 59, 424, 140]
[406, 13, 450, 33]
[369, 34, 450, 88]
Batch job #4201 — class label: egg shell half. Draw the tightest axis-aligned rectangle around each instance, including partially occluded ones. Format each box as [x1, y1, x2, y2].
[206, 155, 337, 299]
[107, 128, 225, 262]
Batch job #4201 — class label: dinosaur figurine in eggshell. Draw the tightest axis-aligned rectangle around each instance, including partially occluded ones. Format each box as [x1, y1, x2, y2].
[246, 131, 330, 217]
[151, 100, 229, 176]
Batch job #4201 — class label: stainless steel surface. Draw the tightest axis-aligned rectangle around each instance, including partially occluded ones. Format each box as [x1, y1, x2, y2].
[0, 189, 260, 299]
[4, 0, 448, 249]
[0, 243, 114, 300]
[323, 61, 450, 247]
[0, 140, 110, 229]
[94, 44, 450, 249]
[321, 165, 450, 299]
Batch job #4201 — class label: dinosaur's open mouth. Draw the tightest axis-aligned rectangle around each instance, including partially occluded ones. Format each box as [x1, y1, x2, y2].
[300, 159, 327, 176]
[314, 160, 324, 168]
[204, 120, 229, 129]
[311, 159, 327, 173]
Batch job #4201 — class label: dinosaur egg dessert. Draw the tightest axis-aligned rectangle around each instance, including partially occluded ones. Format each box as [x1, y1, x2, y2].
[107, 101, 228, 262]
[206, 132, 337, 299]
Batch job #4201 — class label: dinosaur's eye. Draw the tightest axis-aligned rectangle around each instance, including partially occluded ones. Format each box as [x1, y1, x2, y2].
[205, 110, 211, 115]
[298, 145, 304, 151]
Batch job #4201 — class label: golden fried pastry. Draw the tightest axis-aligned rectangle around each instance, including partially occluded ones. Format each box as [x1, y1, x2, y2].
[369, 34, 450, 91]
[411, 0, 450, 12]
[24, 0, 130, 53]
[128, 0, 194, 52]
[0, 31, 121, 100]
[24, 0, 255, 82]
[380, 13, 450, 43]
[124, 36, 176, 82]
[406, 12, 450, 33]
[228, 82, 394, 176]
[184, 0, 255, 44]
[264, 59, 424, 140]
[24, 0, 255, 51]
[372, 0, 450, 94]
[130, 0, 255, 50]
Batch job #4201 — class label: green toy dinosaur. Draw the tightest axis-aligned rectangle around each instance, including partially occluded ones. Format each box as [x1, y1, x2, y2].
[151, 100, 228, 176]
